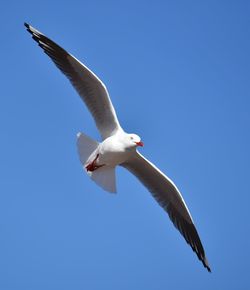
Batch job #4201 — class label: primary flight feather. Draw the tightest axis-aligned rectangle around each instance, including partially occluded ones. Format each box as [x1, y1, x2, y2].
[24, 23, 211, 272]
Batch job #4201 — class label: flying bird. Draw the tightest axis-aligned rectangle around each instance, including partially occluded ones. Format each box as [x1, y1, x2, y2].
[24, 23, 211, 272]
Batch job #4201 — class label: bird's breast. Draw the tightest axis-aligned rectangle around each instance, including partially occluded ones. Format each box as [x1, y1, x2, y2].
[97, 139, 132, 167]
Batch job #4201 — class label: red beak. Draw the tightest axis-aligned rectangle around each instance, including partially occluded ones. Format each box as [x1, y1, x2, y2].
[135, 141, 144, 147]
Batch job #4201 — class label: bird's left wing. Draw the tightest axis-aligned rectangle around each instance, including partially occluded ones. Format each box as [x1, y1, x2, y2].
[121, 151, 211, 272]
[24, 23, 122, 140]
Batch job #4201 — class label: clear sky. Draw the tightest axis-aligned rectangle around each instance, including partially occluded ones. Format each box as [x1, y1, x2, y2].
[1, 0, 250, 289]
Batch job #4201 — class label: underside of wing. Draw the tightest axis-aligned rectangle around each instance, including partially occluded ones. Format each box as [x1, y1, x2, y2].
[121, 152, 211, 272]
[24, 23, 121, 140]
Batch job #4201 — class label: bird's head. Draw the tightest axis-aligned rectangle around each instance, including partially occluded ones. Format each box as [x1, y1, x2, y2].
[127, 133, 144, 148]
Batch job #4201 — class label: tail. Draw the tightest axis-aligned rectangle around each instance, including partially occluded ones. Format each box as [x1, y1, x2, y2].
[88, 166, 116, 193]
[76, 132, 117, 193]
[77, 132, 99, 165]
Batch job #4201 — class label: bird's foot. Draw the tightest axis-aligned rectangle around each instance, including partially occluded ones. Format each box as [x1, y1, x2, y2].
[85, 154, 104, 172]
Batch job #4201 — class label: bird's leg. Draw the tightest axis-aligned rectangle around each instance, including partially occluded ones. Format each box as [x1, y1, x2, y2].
[85, 154, 105, 172]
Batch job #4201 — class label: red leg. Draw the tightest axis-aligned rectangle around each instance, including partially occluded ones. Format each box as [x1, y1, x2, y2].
[85, 154, 105, 172]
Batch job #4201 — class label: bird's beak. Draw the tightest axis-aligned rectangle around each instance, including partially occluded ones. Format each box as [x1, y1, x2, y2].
[135, 141, 144, 147]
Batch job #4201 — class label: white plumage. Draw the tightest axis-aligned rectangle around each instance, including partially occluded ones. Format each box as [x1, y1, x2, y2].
[25, 23, 211, 272]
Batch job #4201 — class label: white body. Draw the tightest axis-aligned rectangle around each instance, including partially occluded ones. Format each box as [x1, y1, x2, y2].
[77, 131, 142, 193]
[88, 133, 136, 167]
[25, 23, 211, 272]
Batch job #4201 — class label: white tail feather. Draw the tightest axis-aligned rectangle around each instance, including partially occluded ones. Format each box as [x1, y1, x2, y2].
[76, 132, 117, 193]
[88, 166, 116, 193]
[77, 132, 99, 164]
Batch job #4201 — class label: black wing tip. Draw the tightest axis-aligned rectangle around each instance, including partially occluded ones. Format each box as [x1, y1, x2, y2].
[177, 219, 211, 272]
[192, 245, 211, 272]
[24, 22, 36, 37]
[178, 220, 211, 272]
[24, 22, 32, 33]
[203, 258, 211, 272]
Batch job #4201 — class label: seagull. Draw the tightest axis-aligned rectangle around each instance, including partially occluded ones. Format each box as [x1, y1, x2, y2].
[24, 23, 211, 272]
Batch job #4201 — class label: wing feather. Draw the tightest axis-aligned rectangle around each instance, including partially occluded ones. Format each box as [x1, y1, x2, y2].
[121, 151, 211, 272]
[24, 23, 122, 140]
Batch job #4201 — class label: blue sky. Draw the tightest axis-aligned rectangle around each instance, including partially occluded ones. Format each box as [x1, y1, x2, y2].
[1, 0, 250, 289]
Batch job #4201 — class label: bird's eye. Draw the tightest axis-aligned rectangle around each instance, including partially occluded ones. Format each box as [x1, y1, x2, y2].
[130, 136, 134, 140]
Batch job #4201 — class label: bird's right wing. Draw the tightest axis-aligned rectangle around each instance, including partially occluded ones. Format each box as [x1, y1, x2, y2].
[24, 23, 122, 140]
[121, 151, 211, 272]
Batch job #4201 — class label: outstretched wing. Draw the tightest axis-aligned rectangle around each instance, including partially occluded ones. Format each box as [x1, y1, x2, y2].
[25, 23, 122, 140]
[121, 151, 211, 272]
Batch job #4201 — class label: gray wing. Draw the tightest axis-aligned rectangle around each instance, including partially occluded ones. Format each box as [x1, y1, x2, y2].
[25, 23, 122, 140]
[121, 151, 211, 272]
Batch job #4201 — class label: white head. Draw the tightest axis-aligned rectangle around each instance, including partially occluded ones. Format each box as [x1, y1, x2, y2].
[124, 133, 144, 149]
